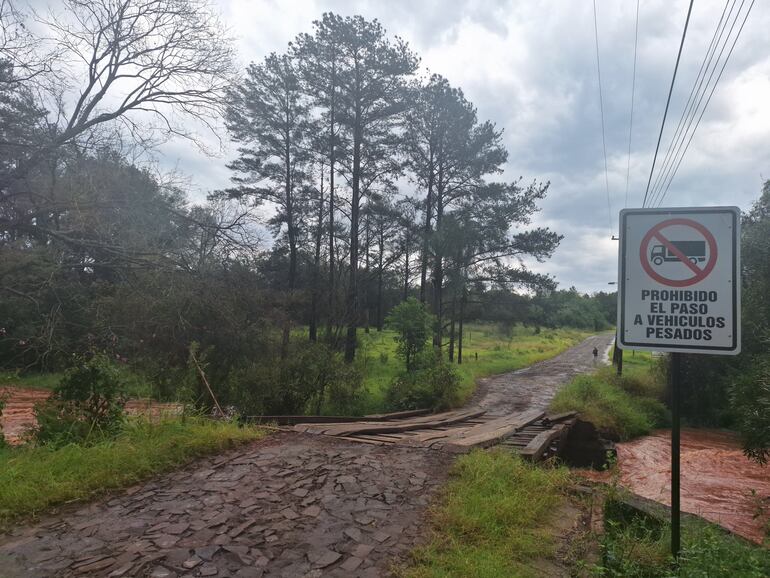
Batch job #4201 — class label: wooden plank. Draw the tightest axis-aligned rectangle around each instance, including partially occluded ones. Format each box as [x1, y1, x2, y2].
[440, 410, 545, 453]
[519, 424, 567, 461]
[335, 435, 385, 445]
[364, 408, 432, 420]
[300, 408, 486, 436]
[543, 411, 578, 425]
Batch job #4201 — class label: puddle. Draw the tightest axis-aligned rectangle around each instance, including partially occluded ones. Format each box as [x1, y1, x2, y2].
[1, 386, 182, 445]
[580, 428, 770, 544]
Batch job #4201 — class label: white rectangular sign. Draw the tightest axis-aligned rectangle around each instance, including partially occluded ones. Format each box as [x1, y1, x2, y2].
[617, 206, 740, 355]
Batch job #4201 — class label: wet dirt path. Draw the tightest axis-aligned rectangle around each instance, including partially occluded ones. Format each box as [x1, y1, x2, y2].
[470, 332, 615, 416]
[0, 335, 611, 577]
[612, 428, 770, 544]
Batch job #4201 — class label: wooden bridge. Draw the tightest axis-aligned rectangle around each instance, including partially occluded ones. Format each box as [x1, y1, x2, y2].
[278, 408, 578, 460]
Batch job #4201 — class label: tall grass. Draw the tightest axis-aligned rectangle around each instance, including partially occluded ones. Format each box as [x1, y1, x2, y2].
[600, 499, 770, 577]
[403, 450, 571, 577]
[0, 417, 265, 528]
[550, 351, 668, 440]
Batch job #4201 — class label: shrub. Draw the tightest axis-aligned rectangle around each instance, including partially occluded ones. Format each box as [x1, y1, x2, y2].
[226, 341, 364, 416]
[386, 352, 460, 411]
[730, 355, 770, 464]
[386, 298, 433, 371]
[550, 374, 657, 440]
[33, 354, 128, 447]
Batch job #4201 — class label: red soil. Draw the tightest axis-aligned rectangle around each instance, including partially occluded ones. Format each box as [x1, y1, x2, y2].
[0, 386, 182, 445]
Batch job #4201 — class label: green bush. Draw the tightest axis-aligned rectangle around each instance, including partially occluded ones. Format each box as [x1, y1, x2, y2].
[226, 341, 364, 416]
[33, 354, 128, 447]
[730, 355, 770, 464]
[386, 298, 433, 371]
[550, 372, 665, 440]
[386, 352, 460, 411]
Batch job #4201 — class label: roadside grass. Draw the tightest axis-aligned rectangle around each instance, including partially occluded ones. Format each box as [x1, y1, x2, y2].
[0, 370, 63, 391]
[599, 498, 770, 577]
[549, 350, 669, 440]
[0, 366, 155, 398]
[360, 324, 591, 413]
[0, 416, 265, 529]
[401, 449, 572, 578]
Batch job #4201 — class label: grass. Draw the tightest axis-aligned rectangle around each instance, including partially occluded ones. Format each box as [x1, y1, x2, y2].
[0, 370, 63, 390]
[0, 416, 266, 529]
[401, 449, 572, 578]
[549, 350, 669, 440]
[598, 498, 770, 577]
[359, 324, 590, 413]
[0, 366, 158, 398]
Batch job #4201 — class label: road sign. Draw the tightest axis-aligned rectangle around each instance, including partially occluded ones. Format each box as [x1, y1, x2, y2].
[618, 207, 740, 354]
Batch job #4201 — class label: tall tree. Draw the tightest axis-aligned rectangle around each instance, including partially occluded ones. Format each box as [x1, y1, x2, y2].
[225, 52, 311, 292]
[292, 18, 344, 338]
[308, 14, 417, 362]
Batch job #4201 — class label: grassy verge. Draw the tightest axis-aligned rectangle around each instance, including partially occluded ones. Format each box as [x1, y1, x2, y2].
[360, 324, 591, 413]
[402, 450, 572, 577]
[0, 417, 266, 528]
[549, 350, 668, 440]
[599, 497, 770, 577]
[0, 371, 63, 391]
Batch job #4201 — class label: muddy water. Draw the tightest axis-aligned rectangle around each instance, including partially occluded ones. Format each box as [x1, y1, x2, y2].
[0, 387, 182, 444]
[605, 428, 770, 544]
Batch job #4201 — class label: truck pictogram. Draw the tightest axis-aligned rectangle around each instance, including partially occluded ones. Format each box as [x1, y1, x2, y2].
[650, 240, 706, 266]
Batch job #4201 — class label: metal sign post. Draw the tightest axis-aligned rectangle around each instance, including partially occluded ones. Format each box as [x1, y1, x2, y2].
[617, 206, 741, 559]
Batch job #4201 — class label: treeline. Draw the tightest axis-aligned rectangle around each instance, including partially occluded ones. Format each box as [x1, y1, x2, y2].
[0, 0, 565, 407]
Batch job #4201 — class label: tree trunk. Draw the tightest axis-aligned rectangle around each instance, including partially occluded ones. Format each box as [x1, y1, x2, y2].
[326, 59, 337, 342]
[403, 235, 410, 301]
[364, 212, 370, 334]
[344, 96, 362, 363]
[282, 135, 295, 359]
[309, 165, 324, 342]
[419, 150, 434, 303]
[448, 293, 456, 362]
[458, 290, 466, 364]
[377, 222, 385, 331]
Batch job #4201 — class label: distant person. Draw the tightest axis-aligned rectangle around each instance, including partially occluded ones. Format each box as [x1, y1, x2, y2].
[592, 346, 599, 364]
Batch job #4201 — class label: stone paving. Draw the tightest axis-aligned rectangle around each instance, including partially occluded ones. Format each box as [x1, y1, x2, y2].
[0, 434, 450, 577]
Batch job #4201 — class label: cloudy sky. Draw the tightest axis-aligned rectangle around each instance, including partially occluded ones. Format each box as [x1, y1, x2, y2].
[34, 0, 770, 292]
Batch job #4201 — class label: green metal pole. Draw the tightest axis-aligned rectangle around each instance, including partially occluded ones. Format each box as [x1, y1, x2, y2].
[670, 352, 681, 558]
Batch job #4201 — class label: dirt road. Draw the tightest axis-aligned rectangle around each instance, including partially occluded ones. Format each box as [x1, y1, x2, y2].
[0, 334, 612, 577]
[471, 333, 614, 416]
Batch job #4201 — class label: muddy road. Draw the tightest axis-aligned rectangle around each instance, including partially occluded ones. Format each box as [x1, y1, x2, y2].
[0, 335, 610, 577]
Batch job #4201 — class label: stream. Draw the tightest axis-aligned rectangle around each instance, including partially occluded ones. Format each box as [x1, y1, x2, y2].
[605, 428, 770, 544]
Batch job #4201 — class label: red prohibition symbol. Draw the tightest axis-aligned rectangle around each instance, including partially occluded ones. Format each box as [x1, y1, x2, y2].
[639, 218, 718, 287]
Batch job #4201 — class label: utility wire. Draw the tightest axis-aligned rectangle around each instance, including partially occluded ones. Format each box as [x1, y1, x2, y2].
[646, 0, 735, 207]
[593, 0, 613, 235]
[624, 0, 640, 208]
[642, 0, 695, 208]
[656, 0, 755, 207]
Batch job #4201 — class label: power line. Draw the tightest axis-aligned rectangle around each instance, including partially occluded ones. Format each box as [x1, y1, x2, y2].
[656, 0, 755, 207]
[642, 0, 695, 208]
[592, 0, 612, 235]
[624, 0, 640, 209]
[646, 0, 736, 207]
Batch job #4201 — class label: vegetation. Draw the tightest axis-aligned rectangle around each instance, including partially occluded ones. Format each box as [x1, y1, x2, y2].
[550, 350, 668, 440]
[597, 498, 770, 577]
[403, 450, 572, 578]
[0, 416, 265, 529]
[387, 298, 434, 371]
[361, 324, 589, 413]
[671, 183, 770, 462]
